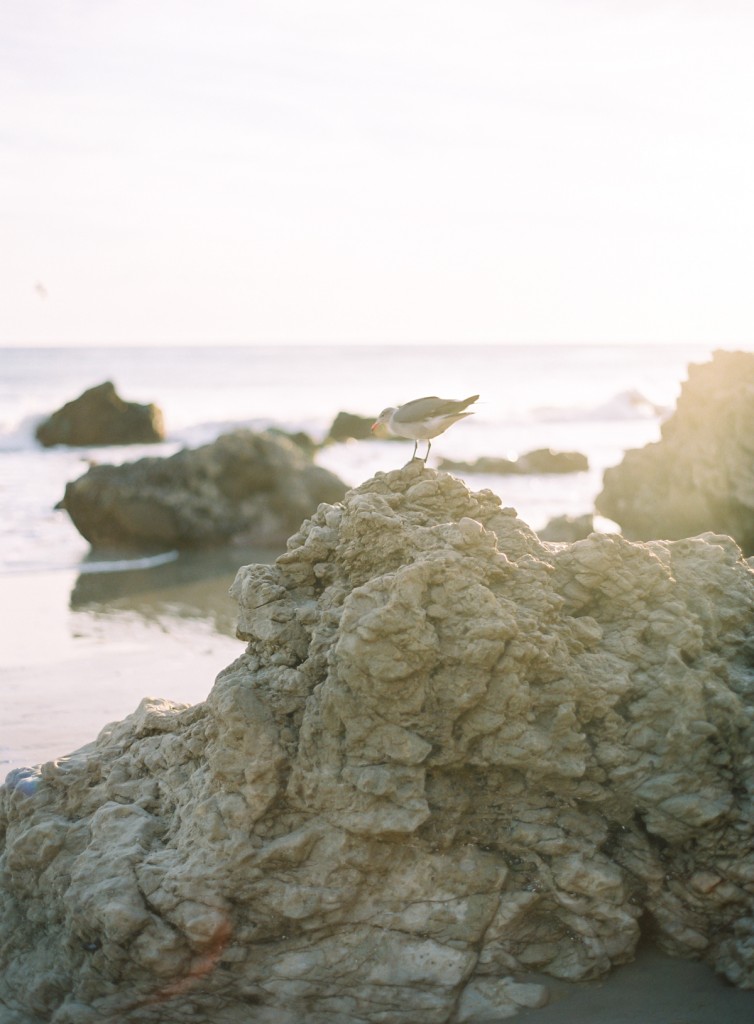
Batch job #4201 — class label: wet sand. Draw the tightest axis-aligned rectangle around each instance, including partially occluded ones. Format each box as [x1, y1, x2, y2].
[1, 549, 271, 775]
[520, 939, 754, 1022]
[1, 553, 752, 1021]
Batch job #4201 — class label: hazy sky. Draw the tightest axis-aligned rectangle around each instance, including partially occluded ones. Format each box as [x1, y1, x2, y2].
[2, 1, 754, 346]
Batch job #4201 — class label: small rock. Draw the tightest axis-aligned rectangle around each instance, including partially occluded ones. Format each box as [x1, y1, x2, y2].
[439, 449, 589, 475]
[440, 455, 519, 474]
[539, 513, 594, 542]
[516, 448, 589, 473]
[325, 411, 376, 443]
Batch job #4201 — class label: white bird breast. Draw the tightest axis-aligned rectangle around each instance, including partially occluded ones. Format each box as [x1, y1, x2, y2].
[388, 413, 458, 440]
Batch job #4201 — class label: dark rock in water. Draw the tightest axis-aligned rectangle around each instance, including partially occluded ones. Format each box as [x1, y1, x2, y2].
[539, 512, 595, 542]
[326, 411, 376, 443]
[2, 462, 753, 1022]
[440, 455, 520, 474]
[35, 381, 165, 447]
[596, 350, 754, 555]
[440, 449, 589, 475]
[59, 429, 347, 550]
[516, 448, 589, 473]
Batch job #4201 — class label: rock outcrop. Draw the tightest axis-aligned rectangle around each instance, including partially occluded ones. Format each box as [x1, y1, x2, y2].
[36, 381, 165, 447]
[59, 429, 347, 550]
[538, 513, 595, 542]
[2, 463, 753, 1023]
[325, 411, 377, 443]
[596, 350, 754, 554]
[440, 449, 589, 475]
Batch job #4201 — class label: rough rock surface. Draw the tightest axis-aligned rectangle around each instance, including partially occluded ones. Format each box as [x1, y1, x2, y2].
[440, 449, 589, 475]
[36, 381, 165, 447]
[59, 429, 347, 550]
[2, 462, 754, 1024]
[596, 350, 754, 554]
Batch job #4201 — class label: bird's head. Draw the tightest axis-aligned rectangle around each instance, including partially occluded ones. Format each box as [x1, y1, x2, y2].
[371, 408, 396, 438]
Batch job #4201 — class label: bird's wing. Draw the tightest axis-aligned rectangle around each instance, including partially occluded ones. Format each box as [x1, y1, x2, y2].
[393, 395, 478, 423]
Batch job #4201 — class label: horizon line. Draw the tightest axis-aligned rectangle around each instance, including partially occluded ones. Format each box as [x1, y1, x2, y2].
[0, 339, 738, 350]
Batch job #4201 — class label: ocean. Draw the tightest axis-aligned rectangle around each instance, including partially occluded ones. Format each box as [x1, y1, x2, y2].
[0, 342, 724, 575]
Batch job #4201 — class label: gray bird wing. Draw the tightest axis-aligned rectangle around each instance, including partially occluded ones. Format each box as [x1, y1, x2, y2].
[393, 395, 478, 423]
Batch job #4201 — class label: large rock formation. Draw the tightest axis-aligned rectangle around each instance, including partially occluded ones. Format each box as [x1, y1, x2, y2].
[2, 463, 753, 1023]
[59, 429, 347, 550]
[36, 381, 165, 447]
[596, 350, 754, 554]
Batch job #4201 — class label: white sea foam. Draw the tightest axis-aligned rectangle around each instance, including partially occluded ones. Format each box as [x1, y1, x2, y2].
[533, 389, 671, 423]
[77, 551, 180, 574]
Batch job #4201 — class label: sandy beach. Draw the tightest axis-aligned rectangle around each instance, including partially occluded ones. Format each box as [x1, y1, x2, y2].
[520, 939, 754, 1023]
[1, 548, 273, 776]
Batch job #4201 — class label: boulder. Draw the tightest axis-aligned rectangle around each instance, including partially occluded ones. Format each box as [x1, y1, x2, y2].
[439, 449, 589, 475]
[516, 448, 589, 474]
[325, 411, 377, 443]
[596, 350, 754, 554]
[440, 455, 519, 474]
[36, 381, 165, 447]
[2, 462, 753, 1022]
[59, 429, 347, 550]
[538, 513, 595, 542]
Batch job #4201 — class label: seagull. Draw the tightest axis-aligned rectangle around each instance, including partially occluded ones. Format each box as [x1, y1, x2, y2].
[371, 394, 479, 462]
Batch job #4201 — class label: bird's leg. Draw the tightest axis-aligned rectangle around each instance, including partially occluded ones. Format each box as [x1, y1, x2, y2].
[423, 439, 432, 463]
[411, 440, 419, 460]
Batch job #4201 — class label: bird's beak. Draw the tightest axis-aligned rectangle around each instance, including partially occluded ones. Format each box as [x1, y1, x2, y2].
[370, 422, 378, 432]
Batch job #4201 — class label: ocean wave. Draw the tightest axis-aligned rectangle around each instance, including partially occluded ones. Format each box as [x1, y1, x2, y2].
[0, 550, 180, 577]
[533, 390, 670, 423]
[0, 413, 330, 455]
[170, 418, 271, 449]
[0, 414, 47, 452]
[170, 416, 333, 449]
[0, 393, 663, 456]
[77, 551, 181, 574]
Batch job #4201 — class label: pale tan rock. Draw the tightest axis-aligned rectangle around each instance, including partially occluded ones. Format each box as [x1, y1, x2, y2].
[456, 975, 549, 1022]
[596, 349, 754, 554]
[2, 461, 754, 1021]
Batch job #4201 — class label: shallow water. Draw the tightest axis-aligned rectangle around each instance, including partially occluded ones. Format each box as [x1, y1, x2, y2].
[0, 553, 255, 775]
